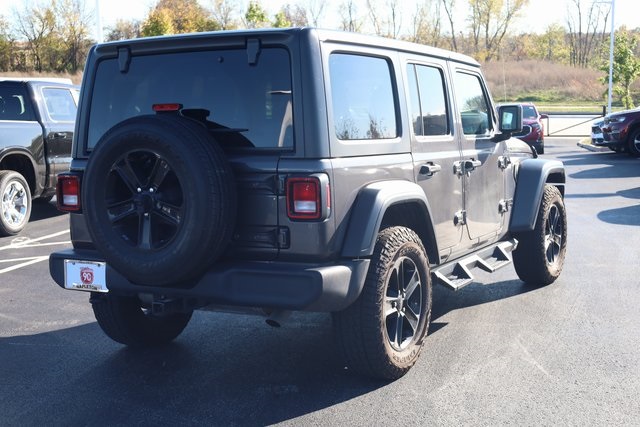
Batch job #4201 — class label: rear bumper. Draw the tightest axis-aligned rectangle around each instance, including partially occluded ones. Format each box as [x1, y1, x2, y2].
[49, 249, 370, 312]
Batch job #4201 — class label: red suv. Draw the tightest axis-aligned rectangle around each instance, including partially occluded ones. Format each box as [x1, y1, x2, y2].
[500, 102, 548, 154]
[600, 108, 640, 156]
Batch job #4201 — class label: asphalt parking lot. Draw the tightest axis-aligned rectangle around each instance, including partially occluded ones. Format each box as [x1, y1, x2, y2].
[2, 137, 640, 425]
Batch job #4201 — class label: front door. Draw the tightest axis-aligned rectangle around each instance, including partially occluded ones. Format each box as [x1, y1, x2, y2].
[453, 69, 506, 243]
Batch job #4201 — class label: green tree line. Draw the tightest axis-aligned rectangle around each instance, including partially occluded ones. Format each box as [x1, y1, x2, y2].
[1, 0, 638, 106]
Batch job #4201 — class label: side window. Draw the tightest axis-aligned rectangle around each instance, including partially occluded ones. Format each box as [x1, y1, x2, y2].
[454, 71, 491, 136]
[329, 53, 397, 140]
[42, 88, 78, 122]
[0, 86, 34, 121]
[406, 64, 449, 137]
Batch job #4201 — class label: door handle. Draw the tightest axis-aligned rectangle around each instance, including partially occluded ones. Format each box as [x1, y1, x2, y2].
[464, 159, 482, 171]
[454, 159, 482, 177]
[419, 162, 442, 176]
[53, 132, 68, 139]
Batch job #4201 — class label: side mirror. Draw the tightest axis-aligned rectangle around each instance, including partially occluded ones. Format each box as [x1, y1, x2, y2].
[539, 113, 549, 120]
[497, 104, 523, 134]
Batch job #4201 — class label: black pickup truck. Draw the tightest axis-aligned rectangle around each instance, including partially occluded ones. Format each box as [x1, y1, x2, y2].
[0, 78, 79, 235]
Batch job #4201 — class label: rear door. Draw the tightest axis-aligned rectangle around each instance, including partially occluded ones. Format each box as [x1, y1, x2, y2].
[405, 59, 464, 257]
[39, 86, 78, 177]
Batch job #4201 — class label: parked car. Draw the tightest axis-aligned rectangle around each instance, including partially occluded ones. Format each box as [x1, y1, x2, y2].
[499, 102, 548, 154]
[0, 77, 79, 235]
[600, 108, 640, 155]
[49, 28, 567, 380]
[591, 119, 604, 146]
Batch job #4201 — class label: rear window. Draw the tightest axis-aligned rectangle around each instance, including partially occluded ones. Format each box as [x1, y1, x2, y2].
[329, 53, 398, 141]
[0, 84, 35, 121]
[87, 47, 293, 150]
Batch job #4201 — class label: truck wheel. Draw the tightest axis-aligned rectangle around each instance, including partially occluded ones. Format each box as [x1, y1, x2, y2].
[91, 293, 192, 347]
[0, 170, 32, 236]
[627, 128, 640, 157]
[82, 115, 236, 286]
[333, 226, 432, 380]
[513, 185, 567, 286]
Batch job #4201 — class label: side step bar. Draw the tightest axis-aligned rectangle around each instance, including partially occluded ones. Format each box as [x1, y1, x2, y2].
[432, 239, 518, 291]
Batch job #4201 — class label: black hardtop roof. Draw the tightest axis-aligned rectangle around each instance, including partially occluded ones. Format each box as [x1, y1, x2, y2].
[94, 27, 480, 68]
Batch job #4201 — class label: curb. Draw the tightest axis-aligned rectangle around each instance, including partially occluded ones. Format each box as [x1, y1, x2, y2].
[576, 142, 609, 152]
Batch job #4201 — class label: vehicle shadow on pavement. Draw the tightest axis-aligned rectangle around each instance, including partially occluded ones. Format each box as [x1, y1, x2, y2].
[30, 199, 66, 222]
[0, 314, 390, 425]
[558, 151, 640, 180]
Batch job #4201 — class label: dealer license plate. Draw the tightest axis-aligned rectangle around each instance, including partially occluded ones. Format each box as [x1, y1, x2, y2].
[64, 260, 108, 292]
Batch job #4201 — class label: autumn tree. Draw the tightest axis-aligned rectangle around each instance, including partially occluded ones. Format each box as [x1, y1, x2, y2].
[467, 0, 529, 61]
[302, 0, 325, 27]
[566, 0, 610, 68]
[244, 1, 269, 29]
[210, 0, 239, 30]
[105, 19, 142, 41]
[141, 8, 175, 36]
[13, 2, 59, 72]
[0, 16, 14, 71]
[56, 0, 92, 73]
[441, 0, 458, 51]
[408, 0, 442, 47]
[366, 0, 402, 38]
[339, 0, 362, 32]
[601, 29, 640, 109]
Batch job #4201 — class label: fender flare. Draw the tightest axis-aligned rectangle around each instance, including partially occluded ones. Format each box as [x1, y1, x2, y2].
[0, 147, 40, 194]
[341, 180, 437, 258]
[510, 158, 565, 232]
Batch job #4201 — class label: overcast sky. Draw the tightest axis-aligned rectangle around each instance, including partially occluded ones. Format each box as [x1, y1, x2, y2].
[0, 0, 635, 42]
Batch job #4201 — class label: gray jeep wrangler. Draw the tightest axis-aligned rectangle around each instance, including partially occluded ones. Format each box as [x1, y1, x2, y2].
[49, 28, 567, 380]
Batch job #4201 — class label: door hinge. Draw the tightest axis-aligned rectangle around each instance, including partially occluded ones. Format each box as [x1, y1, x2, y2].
[498, 199, 513, 213]
[454, 210, 467, 226]
[498, 156, 511, 170]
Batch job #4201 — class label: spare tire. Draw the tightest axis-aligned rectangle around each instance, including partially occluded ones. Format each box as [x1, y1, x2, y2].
[82, 114, 236, 286]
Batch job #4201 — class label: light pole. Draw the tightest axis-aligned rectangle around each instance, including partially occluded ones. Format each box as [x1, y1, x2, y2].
[95, 0, 103, 43]
[607, 0, 615, 114]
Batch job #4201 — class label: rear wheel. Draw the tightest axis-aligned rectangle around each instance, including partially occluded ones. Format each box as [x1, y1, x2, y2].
[0, 170, 32, 236]
[513, 185, 567, 286]
[333, 226, 432, 380]
[91, 293, 192, 347]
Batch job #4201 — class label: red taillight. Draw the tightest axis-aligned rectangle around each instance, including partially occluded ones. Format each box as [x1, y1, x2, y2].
[287, 177, 321, 220]
[56, 174, 81, 212]
[152, 103, 182, 112]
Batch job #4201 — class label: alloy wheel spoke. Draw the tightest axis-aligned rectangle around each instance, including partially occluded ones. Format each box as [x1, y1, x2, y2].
[114, 157, 143, 193]
[153, 200, 182, 225]
[138, 213, 153, 250]
[147, 158, 171, 189]
[107, 200, 137, 224]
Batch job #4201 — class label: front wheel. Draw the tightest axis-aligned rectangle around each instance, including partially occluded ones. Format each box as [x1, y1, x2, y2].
[513, 185, 567, 286]
[0, 170, 32, 236]
[627, 128, 640, 157]
[333, 226, 432, 380]
[91, 293, 192, 347]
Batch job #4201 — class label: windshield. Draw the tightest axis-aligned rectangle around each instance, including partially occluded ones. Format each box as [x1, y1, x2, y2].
[87, 47, 293, 150]
[522, 105, 538, 119]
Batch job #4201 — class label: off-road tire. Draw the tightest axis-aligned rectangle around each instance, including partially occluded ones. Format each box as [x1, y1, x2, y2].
[333, 226, 432, 380]
[91, 293, 192, 347]
[82, 115, 236, 286]
[513, 185, 567, 286]
[0, 170, 32, 236]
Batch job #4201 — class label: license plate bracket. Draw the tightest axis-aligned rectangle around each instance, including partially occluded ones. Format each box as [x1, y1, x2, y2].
[64, 260, 108, 292]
